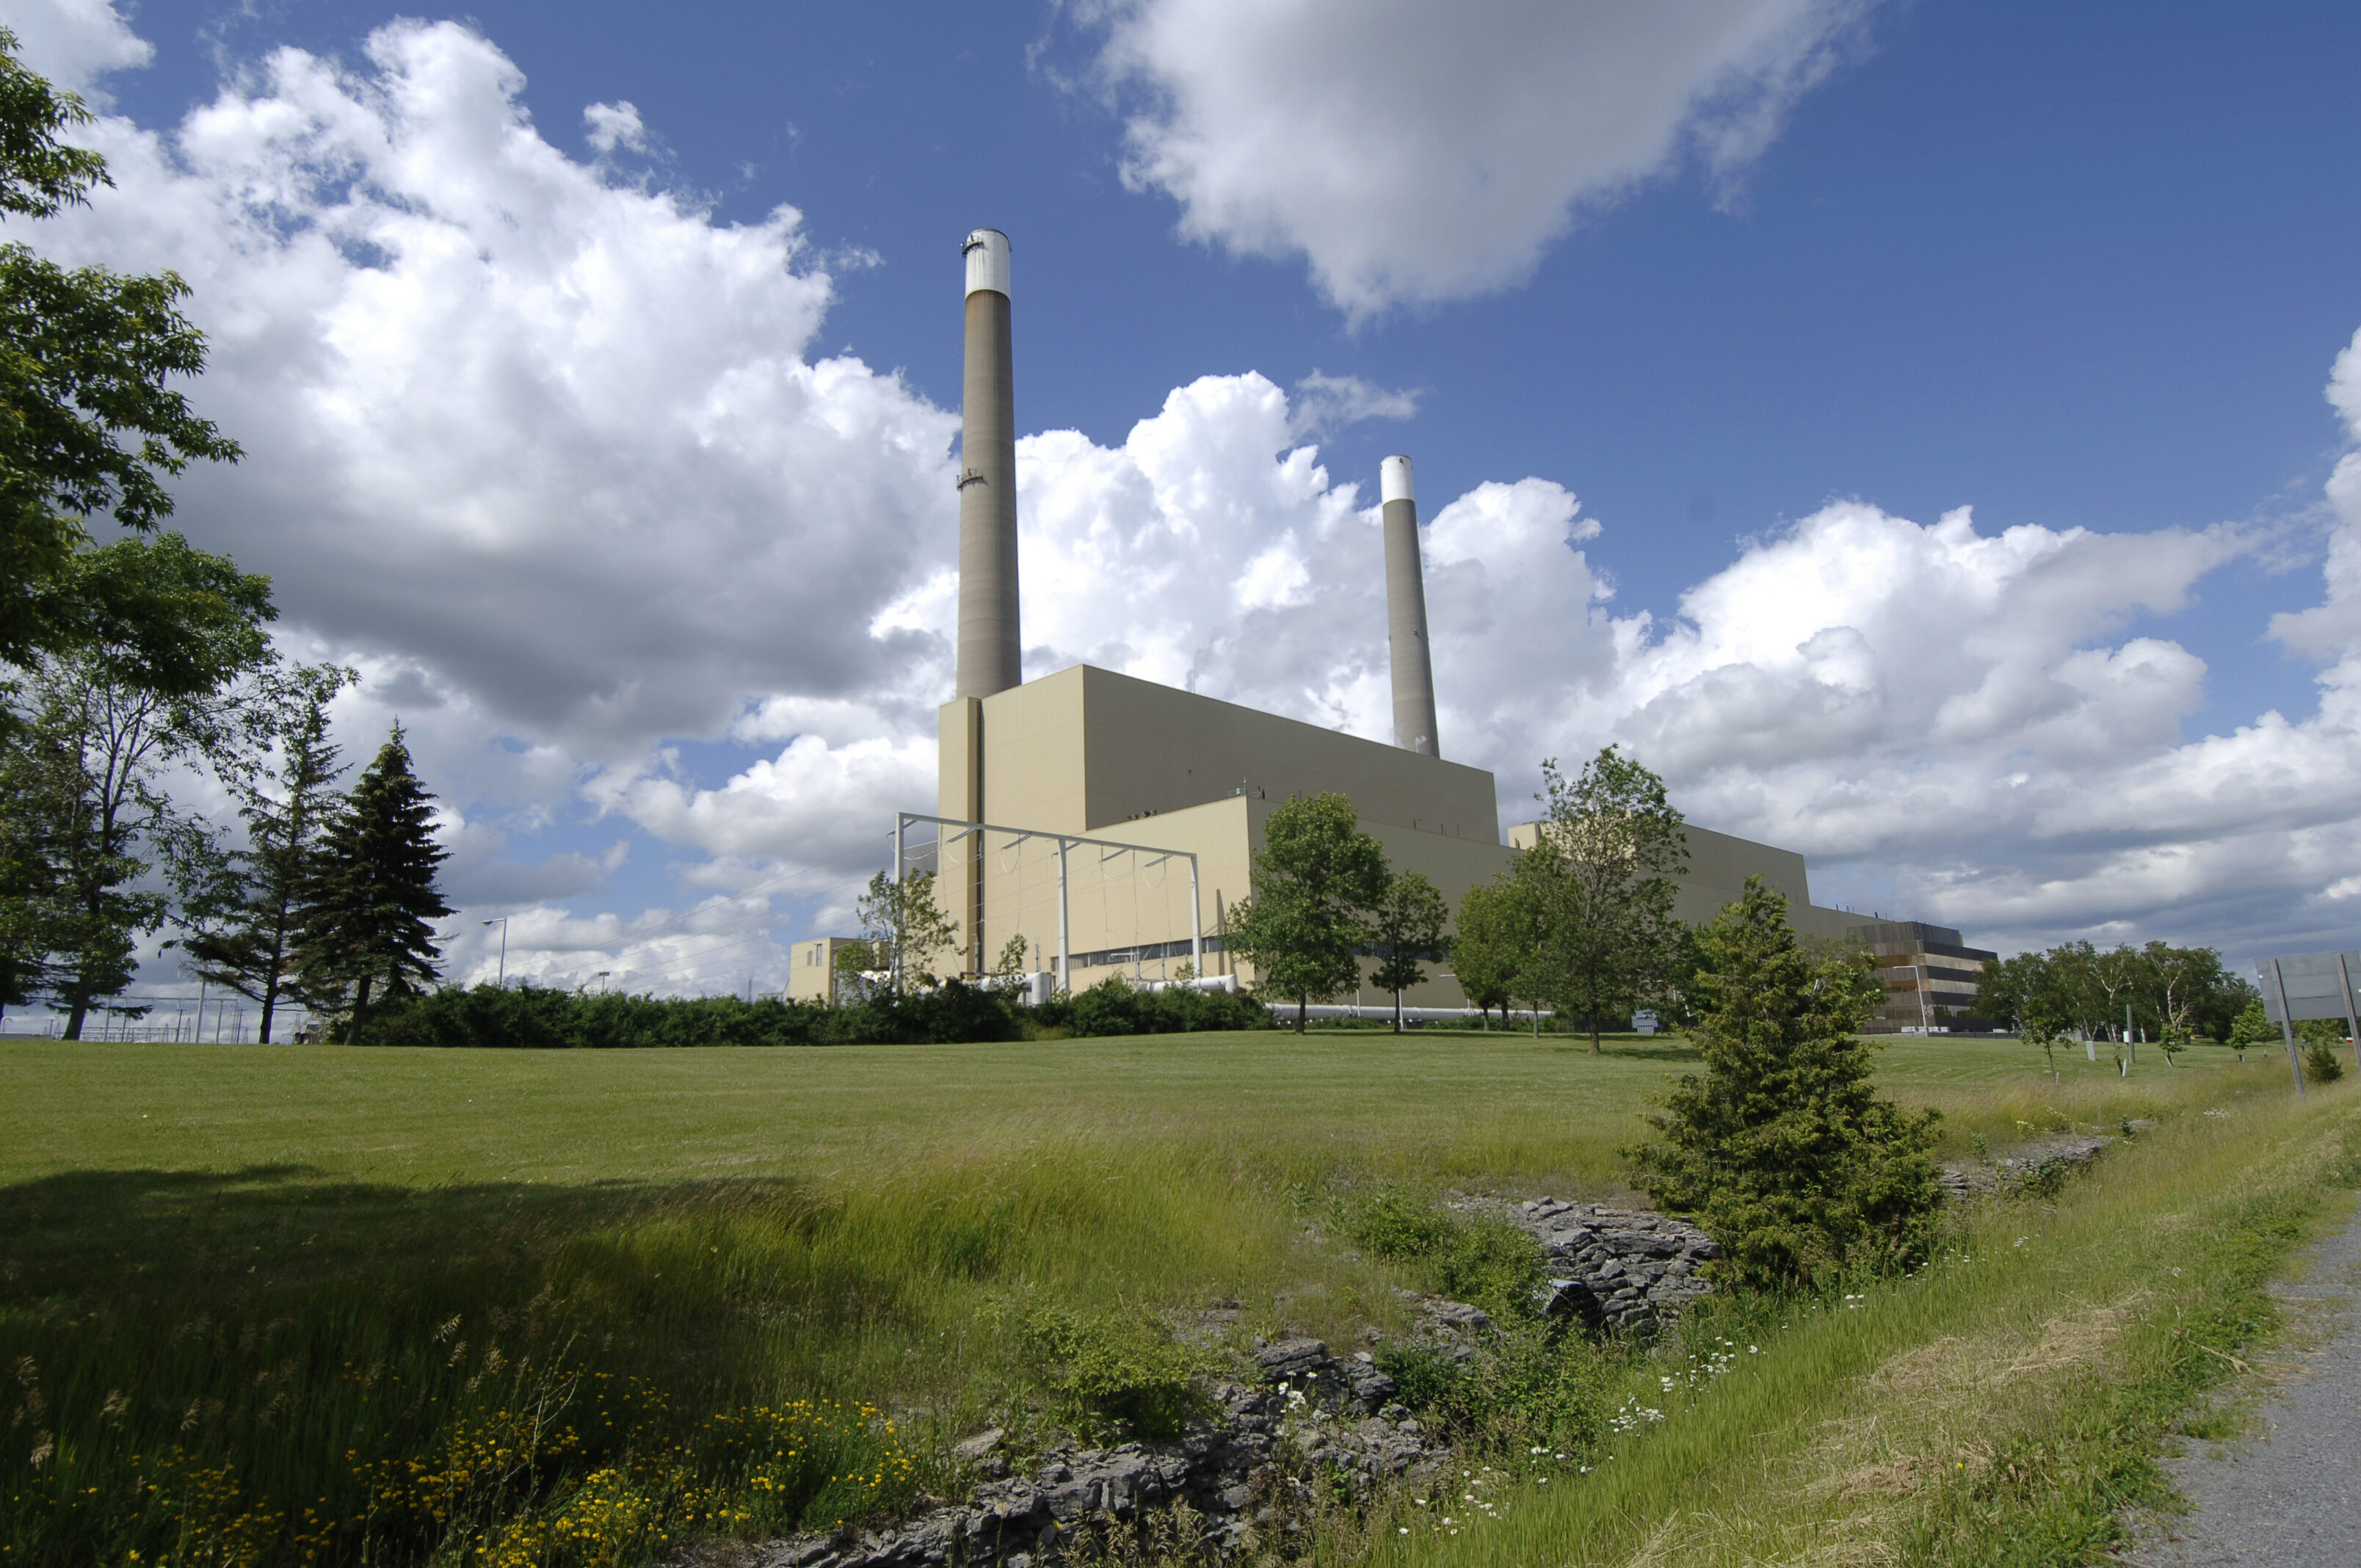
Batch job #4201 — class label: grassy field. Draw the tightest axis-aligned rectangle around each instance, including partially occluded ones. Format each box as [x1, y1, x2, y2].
[1, 1030, 2348, 1567]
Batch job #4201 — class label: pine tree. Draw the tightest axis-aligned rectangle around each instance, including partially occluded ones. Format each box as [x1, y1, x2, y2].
[1625, 876, 1943, 1291]
[178, 665, 352, 1042]
[297, 725, 451, 1041]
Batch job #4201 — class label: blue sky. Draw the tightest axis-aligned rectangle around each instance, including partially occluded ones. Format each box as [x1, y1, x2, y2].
[9, 0, 2361, 995]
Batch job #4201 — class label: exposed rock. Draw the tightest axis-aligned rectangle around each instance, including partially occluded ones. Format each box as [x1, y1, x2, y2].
[694, 1202, 1739, 1567]
[1940, 1133, 2111, 1196]
[952, 1429, 1005, 1462]
[1488, 1198, 1720, 1336]
[703, 1369, 1442, 1568]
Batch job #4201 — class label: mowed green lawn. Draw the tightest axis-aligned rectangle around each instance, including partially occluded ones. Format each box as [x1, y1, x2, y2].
[0, 1029, 2268, 1191]
[1, 1029, 2335, 1568]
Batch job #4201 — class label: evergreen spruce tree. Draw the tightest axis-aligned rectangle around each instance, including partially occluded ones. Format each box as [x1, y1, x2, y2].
[297, 725, 451, 1041]
[1626, 876, 1943, 1291]
[179, 665, 352, 1041]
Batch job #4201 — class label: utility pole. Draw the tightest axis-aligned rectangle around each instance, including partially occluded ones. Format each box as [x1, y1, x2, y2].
[483, 918, 509, 988]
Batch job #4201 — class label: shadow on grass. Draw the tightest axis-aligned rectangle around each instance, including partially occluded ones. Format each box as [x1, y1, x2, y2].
[0, 1163, 976, 1565]
[1, 1163, 822, 1315]
[1297, 1027, 1704, 1062]
[1512, 1036, 1703, 1063]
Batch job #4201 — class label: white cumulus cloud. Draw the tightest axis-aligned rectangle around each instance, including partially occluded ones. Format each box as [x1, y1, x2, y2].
[0, 0, 150, 95]
[1087, 0, 1876, 313]
[15, 18, 960, 762]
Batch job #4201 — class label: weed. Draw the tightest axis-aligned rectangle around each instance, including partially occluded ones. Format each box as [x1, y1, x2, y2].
[1328, 1190, 1548, 1321]
[1017, 1305, 1214, 1440]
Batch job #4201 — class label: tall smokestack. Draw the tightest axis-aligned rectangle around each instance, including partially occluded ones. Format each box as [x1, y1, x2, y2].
[957, 228, 1020, 699]
[1380, 455, 1440, 758]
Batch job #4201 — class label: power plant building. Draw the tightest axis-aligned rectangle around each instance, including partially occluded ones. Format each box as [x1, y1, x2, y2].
[873, 227, 1934, 1012]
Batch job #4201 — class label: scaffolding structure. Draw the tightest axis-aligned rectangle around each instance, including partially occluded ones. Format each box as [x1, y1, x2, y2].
[892, 811, 1200, 990]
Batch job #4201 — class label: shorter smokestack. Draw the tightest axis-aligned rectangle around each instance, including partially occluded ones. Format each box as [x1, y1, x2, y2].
[1380, 455, 1440, 758]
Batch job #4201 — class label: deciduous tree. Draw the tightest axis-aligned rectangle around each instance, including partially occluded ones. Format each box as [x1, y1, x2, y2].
[0, 536, 274, 1037]
[1226, 792, 1388, 1034]
[853, 868, 962, 998]
[1516, 747, 1689, 1051]
[1448, 878, 1530, 1031]
[176, 664, 355, 1042]
[2227, 998, 2274, 1061]
[1, 32, 243, 682]
[1368, 870, 1448, 1033]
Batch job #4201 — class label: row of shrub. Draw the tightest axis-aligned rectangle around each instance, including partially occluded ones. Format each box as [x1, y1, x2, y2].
[354, 977, 1269, 1048]
[1059, 978, 1272, 1037]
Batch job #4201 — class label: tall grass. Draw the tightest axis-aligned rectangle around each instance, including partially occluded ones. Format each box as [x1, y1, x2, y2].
[0, 1033, 2324, 1566]
[1341, 1078, 2360, 1567]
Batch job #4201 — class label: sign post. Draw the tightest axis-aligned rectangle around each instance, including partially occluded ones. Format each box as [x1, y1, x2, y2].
[2269, 957, 2304, 1098]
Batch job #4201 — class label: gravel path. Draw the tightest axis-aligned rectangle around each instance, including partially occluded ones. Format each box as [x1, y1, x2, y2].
[2134, 1200, 2361, 1567]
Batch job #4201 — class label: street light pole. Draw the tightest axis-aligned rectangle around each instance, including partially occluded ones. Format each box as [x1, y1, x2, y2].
[597, 970, 612, 995]
[483, 918, 508, 989]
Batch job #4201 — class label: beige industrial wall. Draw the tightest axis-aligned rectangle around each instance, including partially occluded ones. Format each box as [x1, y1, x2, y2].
[924, 662, 1857, 1002]
[1506, 820, 1855, 938]
[952, 664, 1499, 841]
[940, 791, 1512, 1004]
[785, 936, 856, 1003]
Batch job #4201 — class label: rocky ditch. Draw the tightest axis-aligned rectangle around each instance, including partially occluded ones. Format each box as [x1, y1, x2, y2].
[1937, 1126, 2135, 1198]
[701, 1147, 2129, 1565]
[691, 1206, 1724, 1568]
[1493, 1197, 1721, 1336]
[710, 1340, 1437, 1568]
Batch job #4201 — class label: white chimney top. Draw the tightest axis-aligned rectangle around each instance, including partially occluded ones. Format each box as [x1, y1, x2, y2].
[1380, 454, 1415, 505]
[963, 228, 1011, 298]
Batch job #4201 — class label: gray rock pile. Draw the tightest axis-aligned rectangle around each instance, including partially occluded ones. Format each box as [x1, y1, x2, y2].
[717, 1346, 1440, 1568]
[1492, 1198, 1720, 1335]
[1940, 1131, 2113, 1197]
[701, 1198, 1732, 1568]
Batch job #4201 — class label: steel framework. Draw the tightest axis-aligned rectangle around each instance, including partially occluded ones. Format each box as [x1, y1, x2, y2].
[893, 811, 1201, 991]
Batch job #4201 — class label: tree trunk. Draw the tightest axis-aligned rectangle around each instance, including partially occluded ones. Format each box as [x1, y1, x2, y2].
[348, 973, 375, 1045]
[1393, 990, 1403, 1034]
[258, 983, 277, 1046]
[1296, 996, 1308, 1034]
[65, 998, 88, 1040]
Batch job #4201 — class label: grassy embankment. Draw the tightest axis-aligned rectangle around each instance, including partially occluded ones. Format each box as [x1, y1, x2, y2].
[1, 1031, 2347, 1566]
